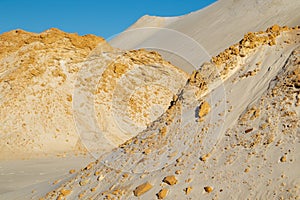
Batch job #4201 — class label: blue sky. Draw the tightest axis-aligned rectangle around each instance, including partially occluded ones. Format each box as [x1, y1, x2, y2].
[0, 0, 216, 39]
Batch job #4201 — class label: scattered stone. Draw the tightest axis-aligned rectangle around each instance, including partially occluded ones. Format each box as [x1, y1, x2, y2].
[280, 155, 287, 162]
[60, 189, 72, 196]
[97, 175, 104, 181]
[84, 162, 94, 170]
[185, 178, 192, 183]
[198, 101, 211, 118]
[79, 179, 90, 186]
[94, 171, 101, 176]
[157, 188, 168, 199]
[133, 182, 153, 197]
[163, 175, 178, 185]
[143, 148, 151, 155]
[204, 186, 213, 193]
[175, 170, 182, 175]
[112, 189, 123, 196]
[122, 173, 129, 178]
[184, 187, 193, 195]
[200, 153, 211, 162]
[78, 192, 85, 199]
[245, 128, 253, 133]
[52, 179, 61, 185]
[56, 195, 63, 200]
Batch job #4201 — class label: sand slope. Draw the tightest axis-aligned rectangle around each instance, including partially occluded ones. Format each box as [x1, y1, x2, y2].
[14, 26, 298, 200]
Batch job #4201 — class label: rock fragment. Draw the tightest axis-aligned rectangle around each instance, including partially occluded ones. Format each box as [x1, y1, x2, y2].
[280, 155, 287, 162]
[79, 179, 89, 186]
[204, 186, 213, 193]
[200, 153, 211, 162]
[198, 101, 211, 119]
[163, 175, 178, 185]
[184, 186, 192, 195]
[157, 188, 168, 199]
[133, 182, 153, 197]
[60, 189, 72, 196]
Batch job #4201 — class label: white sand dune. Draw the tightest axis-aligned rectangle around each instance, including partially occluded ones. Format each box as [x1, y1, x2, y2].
[110, 0, 300, 72]
[0, 0, 299, 199]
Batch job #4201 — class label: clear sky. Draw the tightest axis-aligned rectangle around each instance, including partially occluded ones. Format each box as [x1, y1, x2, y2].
[0, 0, 216, 39]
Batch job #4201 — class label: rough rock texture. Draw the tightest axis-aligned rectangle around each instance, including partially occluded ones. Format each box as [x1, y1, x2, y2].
[0, 29, 188, 159]
[212, 25, 300, 78]
[0, 28, 109, 159]
[73, 48, 188, 157]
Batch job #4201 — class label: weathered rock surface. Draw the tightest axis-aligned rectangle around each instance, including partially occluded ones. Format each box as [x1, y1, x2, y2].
[0, 28, 188, 159]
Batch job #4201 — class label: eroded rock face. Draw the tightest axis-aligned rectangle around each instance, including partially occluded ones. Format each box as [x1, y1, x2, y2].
[0, 29, 110, 159]
[92, 49, 188, 147]
[0, 29, 189, 159]
[211, 25, 300, 79]
[0, 28, 104, 59]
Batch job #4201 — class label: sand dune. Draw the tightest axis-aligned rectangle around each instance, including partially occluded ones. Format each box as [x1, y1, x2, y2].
[3, 25, 298, 200]
[110, 0, 300, 72]
[0, 0, 299, 199]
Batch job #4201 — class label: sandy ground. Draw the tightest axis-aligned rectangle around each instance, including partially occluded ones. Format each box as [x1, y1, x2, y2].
[0, 156, 93, 194]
